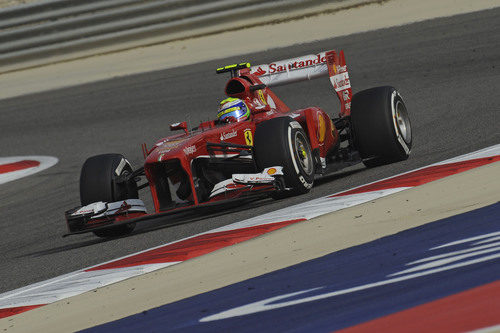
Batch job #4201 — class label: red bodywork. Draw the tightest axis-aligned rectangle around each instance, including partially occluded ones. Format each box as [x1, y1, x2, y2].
[144, 50, 350, 213]
[65, 50, 353, 234]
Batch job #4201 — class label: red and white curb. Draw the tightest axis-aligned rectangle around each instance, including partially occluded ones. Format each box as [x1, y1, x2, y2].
[1, 145, 499, 319]
[0, 156, 58, 185]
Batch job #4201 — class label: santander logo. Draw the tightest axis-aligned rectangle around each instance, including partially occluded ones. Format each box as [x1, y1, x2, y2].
[252, 54, 327, 76]
[253, 67, 267, 76]
[220, 129, 237, 141]
[270, 54, 326, 74]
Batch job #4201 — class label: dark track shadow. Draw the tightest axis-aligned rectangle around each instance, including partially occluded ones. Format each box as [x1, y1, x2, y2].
[21, 196, 275, 257]
[24, 166, 366, 257]
[129, 168, 367, 237]
[18, 238, 105, 258]
[314, 165, 365, 187]
[132, 196, 274, 236]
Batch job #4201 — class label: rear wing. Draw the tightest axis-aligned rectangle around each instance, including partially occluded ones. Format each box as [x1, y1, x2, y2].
[241, 50, 352, 116]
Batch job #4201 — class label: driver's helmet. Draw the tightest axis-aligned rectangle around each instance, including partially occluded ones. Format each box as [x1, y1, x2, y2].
[217, 97, 250, 123]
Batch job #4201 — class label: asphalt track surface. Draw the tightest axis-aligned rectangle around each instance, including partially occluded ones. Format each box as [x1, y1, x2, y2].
[0, 8, 499, 294]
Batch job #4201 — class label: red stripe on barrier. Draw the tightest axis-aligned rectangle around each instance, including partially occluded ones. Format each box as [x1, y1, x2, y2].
[337, 281, 500, 333]
[331, 156, 500, 197]
[86, 219, 306, 271]
[0, 160, 40, 174]
[0, 304, 45, 319]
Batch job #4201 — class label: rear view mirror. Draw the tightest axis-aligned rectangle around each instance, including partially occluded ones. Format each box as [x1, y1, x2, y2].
[170, 121, 188, 134]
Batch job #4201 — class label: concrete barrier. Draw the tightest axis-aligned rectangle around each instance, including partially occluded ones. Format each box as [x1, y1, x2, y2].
[0, 0, 346, 72]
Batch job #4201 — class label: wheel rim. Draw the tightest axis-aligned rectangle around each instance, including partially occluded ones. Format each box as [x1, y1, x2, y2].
[294, 131, 313, 174]
[395, 100, 411, 144]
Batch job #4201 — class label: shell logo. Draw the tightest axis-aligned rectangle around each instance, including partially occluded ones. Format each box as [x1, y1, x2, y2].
[318, 114, 326, 143]
[267, 168, 277, 175]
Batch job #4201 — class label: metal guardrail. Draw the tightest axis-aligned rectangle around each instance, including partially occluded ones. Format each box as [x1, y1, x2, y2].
[0, 0, 343, 71]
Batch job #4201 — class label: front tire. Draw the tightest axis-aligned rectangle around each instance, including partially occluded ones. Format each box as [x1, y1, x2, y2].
[254, 117, 314, 198]
[350, 86, 412, 167]
[80, 153, 138, 238]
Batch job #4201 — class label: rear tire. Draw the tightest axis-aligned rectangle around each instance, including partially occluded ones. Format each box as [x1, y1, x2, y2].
[254, 117, 314, 199]
[80, 153, 138, 238]
[350, 86, 412, 167]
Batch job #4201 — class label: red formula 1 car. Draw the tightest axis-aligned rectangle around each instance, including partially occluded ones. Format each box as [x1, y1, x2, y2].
[64, 49, 412, 238]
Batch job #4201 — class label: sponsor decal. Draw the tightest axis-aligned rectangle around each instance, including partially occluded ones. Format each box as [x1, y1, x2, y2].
[257, 90, 267, 105]
[156, 139, 183, 147]
[251, 54, 328, 76]
[183, 145, 196, 155]
[157, 139, 184, 152]
[320, 156, 326, 168]
[299, 175, 313, 189]
[330, 72, 351, 92]
[234, 175, 273, 183]
[72, 202, 106, 216]
[73, 208, 94, 215]
[342, 89, 350, 101]
[266, 95, 276, 109]
[266, 168, 277, 175]
[317, 113, 326, 143]
[336, 65, 347, 73]
[244, 129, 253, 146]
[391, 90, 410, 154]
[220, 129, 237, 141]
[115, 158, 128, 176]
[114, 201, 132, 214]
[253, 92, 267, 108]
[268, 54, 326, 74]
[158, 148, 172, 154]
[233, 167, 283, 184]
[253, 66, 267, 76]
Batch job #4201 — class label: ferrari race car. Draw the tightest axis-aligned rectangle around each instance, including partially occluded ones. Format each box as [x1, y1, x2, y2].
[64, 49, 412, 238]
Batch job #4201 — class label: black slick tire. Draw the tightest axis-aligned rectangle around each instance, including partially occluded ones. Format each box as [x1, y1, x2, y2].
[254, 117, 314, 198]
[80, 153, 138, 238]
[350, 86, 412, 168]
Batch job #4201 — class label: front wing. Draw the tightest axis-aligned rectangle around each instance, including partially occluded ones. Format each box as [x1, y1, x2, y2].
[64, 167, 285, 236]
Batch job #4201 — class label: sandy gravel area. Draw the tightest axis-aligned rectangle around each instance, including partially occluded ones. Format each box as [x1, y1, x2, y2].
[2, 160, 498, 332]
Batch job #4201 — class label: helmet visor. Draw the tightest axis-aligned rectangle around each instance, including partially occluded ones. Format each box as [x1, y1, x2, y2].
[217, 100, 249, 122]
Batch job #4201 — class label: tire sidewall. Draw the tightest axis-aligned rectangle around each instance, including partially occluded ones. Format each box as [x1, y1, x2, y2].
[389, 90, 412, 156]
[351, 86, 412, 165]
[79, 153, 138, 237]
[254, 117, 314, 195]
[286, 121, 314, 192]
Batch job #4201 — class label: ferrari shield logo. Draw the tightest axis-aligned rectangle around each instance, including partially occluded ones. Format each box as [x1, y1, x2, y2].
[244, 129, 253, 146]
